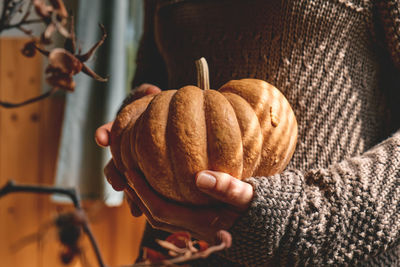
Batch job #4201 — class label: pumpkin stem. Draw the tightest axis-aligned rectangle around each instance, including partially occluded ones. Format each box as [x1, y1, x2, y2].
[195, 57, 210, 90]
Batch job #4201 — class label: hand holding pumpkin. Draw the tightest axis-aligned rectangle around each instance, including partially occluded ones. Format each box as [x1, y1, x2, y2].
[109, 58, 297, 205]
[123, 168, 253, 243]
[102, 140, 254, 240]
[94, 83, 161, 148]
[95, 83, 161, 190]
[100, 58, 297, 242]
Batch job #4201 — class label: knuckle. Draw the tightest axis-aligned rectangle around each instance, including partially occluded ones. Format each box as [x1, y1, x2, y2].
[214, 172, 232, 193]
[226, 180, 243, 200]
[146, 85, 161, 94]
[129, 204, 142, 217]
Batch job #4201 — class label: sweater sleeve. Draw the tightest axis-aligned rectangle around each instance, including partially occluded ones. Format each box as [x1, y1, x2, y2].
[117, 0, 167, 114]
[219, 3, 400, 266]
[131, 0, 168, 89]
[223, 129, 400, 266]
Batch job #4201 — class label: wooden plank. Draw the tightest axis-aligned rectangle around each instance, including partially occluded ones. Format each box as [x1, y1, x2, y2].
[68, 201, 146, 266]
[37, 94, 67, 267]
[110, 203, 146, 265]
[0, 37, 147, 267]
[87, 202, 146, 266]
[0, 37, 43, 267]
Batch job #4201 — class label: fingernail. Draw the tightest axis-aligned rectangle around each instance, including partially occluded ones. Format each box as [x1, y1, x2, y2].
[196, 172, 216, 189]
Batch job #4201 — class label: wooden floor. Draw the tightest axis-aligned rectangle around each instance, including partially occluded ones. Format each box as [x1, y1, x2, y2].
[0, 38, 146, 267]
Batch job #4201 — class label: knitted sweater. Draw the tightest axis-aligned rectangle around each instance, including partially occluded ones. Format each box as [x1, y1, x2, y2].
[129, 0, 400, 266]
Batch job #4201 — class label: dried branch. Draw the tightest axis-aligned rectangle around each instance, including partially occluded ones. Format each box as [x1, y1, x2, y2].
[1, 0, 43, 34]
[0, 180, 106, 267]
[63, 15, 76, 53]
[0, 1, 108, 109]
[0, 180, 79, 205]
[9, 219, 54, 253]
[3, 18, 42, 30]
[163, 230, 231, 266]
[0, 87, 57, 108]
[130, 230, 232, 267]
[0, 181, 232, 267]
[76, 24, 107, 62]
[0, 0, 44, 35]
[0, 25, 108, 108]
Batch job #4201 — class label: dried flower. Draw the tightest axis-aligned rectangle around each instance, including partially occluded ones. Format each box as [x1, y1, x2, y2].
[34, 24, 107, 92]
[44, 48, 81, 91]
[32, 0, 69, 42]
[32, 0, 68, 20]
[21, 40, 38, 57]
[8, 1, 107, 91]
[140, 247, 169, 264]
[135, 230, 232, 266]
[49, 0, 68, 18]
[194, 240, 209, 252]
[165, 232, 192, 249]
[33, 0, 53, 19]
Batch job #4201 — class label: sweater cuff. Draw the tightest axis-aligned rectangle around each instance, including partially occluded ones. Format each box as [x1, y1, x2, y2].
[221, 170, 304, 265]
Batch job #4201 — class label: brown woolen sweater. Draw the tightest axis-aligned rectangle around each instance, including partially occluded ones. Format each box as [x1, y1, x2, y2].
[128, 0, 400, 265]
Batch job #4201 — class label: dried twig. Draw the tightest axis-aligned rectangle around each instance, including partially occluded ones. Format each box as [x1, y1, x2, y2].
[0, 182, 232, 267]
[0, 1, 108, 109]
[130, 230, 232, 267]
[0, 180, 106, 267]
[3, 18, 42, 30]
[0, 87, 57, 108]
[163, 230, 232, 266]
[0, 0, 44, 34]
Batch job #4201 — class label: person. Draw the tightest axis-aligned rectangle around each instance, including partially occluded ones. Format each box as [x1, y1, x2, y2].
[95, 0, 400, 265]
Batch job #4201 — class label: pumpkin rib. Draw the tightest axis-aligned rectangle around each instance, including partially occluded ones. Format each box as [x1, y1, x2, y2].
[111, 94, 155, 173]
[134, 91, 179, 202]
[220, 79, 297, 177]
[165, 90, 188, 203]
[129, 94, 159, 175]
[121, 96, 156, 172]
[166, 86, 210, 204]
[129, 117, 140, 172]
[110, 104, 137, 172]
[203, 89, 212, 177]
[121, 122, 135, 171]
[219, 80, 266, 130]
[221, 92, 263, 179]
[220, 92, 245, 178]
[130, 111, 144, 175]
[204, 90, 243, 179]
[252, 83, 298, 176]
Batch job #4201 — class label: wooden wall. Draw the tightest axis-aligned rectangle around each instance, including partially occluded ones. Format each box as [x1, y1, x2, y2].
[0, 38, 146, 267]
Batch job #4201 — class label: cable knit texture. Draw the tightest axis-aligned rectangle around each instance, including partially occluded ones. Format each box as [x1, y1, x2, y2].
[130, 0, 400, 265]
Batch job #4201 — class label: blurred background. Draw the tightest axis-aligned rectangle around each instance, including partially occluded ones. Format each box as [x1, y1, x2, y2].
[0, 0, 147, 266]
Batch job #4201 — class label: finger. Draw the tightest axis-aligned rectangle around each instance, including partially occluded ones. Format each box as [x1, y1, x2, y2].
[104, 160, 127, 191]
[124, 187, 143, 217]
[195, 171, 253, 211]
[95, 121, 114, 147]
[132, 84, 161, 101]
[125, 171, 235, 240]
[142, 84, 161, 95]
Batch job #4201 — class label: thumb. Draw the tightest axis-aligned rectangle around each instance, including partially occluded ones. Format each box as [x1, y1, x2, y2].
[195, 171, 253, 211]
[94, 121, 114, 147]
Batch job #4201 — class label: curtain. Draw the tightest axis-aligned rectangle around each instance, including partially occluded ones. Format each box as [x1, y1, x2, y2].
[54, 0, 144, 206]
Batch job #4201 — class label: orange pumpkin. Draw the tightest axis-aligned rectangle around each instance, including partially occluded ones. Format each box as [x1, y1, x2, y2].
[110, 58, 297, 205]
